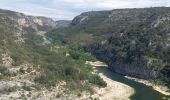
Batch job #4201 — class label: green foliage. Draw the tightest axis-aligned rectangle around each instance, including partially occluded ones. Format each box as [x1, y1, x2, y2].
[0, 25, 105, 91]
[34, 48, 104, 88]
[22, 85, 32, 91]
[69, 50, 96, 61]
[89, 74, 107, 87]
[32, 32, 44, 44]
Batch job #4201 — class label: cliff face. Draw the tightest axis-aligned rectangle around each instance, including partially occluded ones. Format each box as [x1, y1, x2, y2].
[0, 9, 56, 45]
[0, 9, 72, 45]
[0, 9, 71, 35]
[90, 49, 158, 79]
[0, 9, 57, 32]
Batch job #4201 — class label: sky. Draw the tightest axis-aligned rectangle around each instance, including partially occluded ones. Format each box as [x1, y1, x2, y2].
[0, 0, 170, 20]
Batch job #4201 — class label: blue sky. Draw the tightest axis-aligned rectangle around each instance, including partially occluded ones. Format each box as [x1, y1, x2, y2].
[0, 0, 170, 20]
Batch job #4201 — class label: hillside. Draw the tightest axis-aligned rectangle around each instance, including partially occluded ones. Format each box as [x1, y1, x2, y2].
[0, 9, 106, 99]
[47, 7, 170, 88]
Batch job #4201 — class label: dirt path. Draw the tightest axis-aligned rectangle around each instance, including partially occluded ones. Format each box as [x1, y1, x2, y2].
[86, 61, 135, 100]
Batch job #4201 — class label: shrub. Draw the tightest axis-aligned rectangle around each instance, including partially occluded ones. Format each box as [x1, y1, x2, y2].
[89, 74, 107, 87]
[22, 85, 32, 91]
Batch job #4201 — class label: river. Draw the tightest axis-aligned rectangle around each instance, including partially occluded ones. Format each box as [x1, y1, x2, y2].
[96, 67, 170, 100]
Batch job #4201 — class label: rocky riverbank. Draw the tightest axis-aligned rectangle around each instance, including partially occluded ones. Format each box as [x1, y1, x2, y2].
[86, 61, 135, 100]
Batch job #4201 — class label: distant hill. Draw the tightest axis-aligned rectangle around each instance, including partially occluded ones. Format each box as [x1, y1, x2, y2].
[56, 20, 71, 28]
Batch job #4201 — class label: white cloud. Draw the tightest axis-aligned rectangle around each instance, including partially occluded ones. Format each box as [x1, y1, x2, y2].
[0, 0, 170, 20]
[57, 0, 85, 4]
[95, 0, 133, 9]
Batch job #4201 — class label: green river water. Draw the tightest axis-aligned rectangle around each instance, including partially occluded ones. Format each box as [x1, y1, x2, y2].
[96, 67, 170, 100]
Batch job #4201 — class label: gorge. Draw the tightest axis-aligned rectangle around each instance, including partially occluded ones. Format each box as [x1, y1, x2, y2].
[0, 7, 170, 100]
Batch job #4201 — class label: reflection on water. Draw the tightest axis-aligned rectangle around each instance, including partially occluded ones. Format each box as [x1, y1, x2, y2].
[96, 67, 170, 100]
